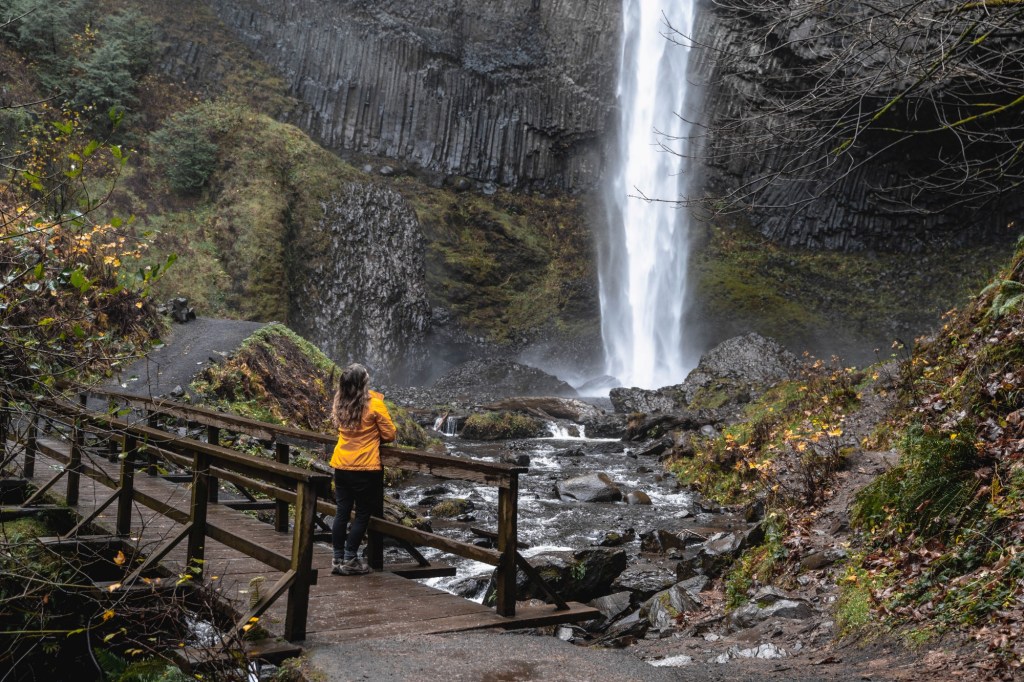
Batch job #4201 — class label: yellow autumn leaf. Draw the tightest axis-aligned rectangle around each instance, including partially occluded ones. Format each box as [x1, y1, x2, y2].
[102, 609, 115, 622]
[108, 583, 121, 592]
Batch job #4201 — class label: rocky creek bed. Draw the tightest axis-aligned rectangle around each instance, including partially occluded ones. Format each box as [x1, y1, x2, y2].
[363, 333, 858, 673]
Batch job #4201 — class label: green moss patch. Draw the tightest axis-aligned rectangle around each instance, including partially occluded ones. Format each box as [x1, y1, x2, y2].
[192, 323, 433, 448]
[690, 220, 1011, 360]
[396, 181, 598, 343]
[460, 411, 544, 440]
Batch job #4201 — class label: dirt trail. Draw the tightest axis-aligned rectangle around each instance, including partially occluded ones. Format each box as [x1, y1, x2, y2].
[104, 317, 264, 399]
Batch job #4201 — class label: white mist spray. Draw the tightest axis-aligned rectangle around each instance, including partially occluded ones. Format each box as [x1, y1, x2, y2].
[599, 0, 698, 389]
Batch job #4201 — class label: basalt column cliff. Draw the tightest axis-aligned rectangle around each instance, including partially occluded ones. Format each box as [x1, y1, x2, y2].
[207, 0, 622, 191]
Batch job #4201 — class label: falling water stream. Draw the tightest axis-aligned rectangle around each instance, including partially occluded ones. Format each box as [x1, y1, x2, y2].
[599, 0, 698, 389]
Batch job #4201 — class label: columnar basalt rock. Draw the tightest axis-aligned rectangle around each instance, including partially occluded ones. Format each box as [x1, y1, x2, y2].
[288, 182, 431, 382]
[690, 3, 1022, 251]
[204, 0, 621, 192]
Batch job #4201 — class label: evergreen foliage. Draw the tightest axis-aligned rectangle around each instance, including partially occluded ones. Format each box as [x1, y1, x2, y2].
[0, 0, 81, 57]
[150, 109, 219, 195]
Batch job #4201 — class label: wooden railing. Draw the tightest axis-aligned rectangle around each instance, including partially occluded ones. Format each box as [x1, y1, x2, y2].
[1, 388, 571, 635]
[4, 394, 331, 641]
[70, 389, 565, 617]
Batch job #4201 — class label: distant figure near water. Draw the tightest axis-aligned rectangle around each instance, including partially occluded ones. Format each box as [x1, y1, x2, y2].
[330, 363, 396, 575]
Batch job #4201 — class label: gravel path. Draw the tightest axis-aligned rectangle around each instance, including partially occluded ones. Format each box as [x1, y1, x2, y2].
[305, 631, 686, 682]
[106, 317, 265, 399]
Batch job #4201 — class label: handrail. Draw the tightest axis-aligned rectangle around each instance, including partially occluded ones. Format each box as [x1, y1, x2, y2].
[12, 389, 567, 624]
[11, 396, 327, 640]
[89, 388, 528, 484]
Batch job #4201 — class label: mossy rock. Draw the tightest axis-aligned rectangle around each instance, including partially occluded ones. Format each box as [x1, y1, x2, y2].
[192, 323, 436, 449]
[429, 498, 475, 518]
[460, 411, 544, 440]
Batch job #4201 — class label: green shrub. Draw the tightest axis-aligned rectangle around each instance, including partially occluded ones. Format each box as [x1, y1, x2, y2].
[853, 424, 983, 540]
[0, 0, 81, 57]
[74, 39, 137, 121]
[97, 9, 156, 77]
[150, 109, 219, 195]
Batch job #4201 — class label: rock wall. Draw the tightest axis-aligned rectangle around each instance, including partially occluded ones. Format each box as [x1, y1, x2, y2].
[689, 3, 1021, 252]
[288, 182, 431, 382]
[203, 0, 621, 192]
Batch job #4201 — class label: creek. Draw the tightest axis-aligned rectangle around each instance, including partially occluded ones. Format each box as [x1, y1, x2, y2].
[391, 421, 697, 600]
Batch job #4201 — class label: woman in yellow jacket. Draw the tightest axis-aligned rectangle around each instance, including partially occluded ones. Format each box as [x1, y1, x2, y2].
[330, 363, 396, 575]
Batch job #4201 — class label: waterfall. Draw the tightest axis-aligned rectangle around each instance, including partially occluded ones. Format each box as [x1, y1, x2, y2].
[599, 0, 698, 389]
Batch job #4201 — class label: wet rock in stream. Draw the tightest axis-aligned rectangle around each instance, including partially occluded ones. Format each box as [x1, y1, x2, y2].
[555, 472, 623, 503]
[482, 547, 628, 604]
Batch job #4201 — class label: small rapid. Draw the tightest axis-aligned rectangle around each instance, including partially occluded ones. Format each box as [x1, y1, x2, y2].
[398, 424, 695, 599]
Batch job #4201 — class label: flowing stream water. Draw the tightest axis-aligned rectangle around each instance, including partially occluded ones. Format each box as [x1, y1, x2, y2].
[391, 423, 697, 599]
[599, 0, 699, 389]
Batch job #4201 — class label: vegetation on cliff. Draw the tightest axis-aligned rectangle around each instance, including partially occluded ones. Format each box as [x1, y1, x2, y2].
[671, 234, 1024, 676]
[690, 218, 1011, 365]
[398, 180, 597, 344]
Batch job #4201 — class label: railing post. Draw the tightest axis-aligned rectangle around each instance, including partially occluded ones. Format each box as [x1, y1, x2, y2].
[66, 414, 83, 507]
[207, 426, 220, 504]
[186, 451, 210, 578]
[24, 413, 37, 479]
[495, 472, 520, 617]
[117, 434, 137, 536]
[367, 471, 384, 571]
[274, 442, 289, 532]
[285, 479, 317, 641]
[146, 411, 158, 475]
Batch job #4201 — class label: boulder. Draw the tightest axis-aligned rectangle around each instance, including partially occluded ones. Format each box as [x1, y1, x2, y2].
[625, 491, 652, 505]
[596, 528, 635, 547]
[640, 581, 704, 630]
[635, 438, 672, 458]
[639, 528, 706, 554]
[460, 411, 545, 440]
[482, 547, 628, 604]
[594, 610, 649, 648]
[678, 333, 800, 406]
[589, 591, 634, 623]
[672, 523, 766, 578]
[432, 359, 578, 400]
[480, 396, 602, 422]
[610, 385, 685, 414]
[728, 587, 815, 630]
[556, 472, 622, 503]
[611, 560, 679, 600]
[580, 413, 628, 438]
[610, 334, 800, 416]
[428, 498, 475, 518]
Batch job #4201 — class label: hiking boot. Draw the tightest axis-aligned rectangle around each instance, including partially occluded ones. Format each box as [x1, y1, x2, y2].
[332, 557, 344, 569]
[333, 557, 369, 576]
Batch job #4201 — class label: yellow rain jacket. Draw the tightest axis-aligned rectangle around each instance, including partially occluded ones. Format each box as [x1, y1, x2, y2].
[330, 391, 397, 471]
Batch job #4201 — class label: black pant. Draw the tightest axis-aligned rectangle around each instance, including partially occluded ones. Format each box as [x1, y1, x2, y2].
[332, 469, 383, 561]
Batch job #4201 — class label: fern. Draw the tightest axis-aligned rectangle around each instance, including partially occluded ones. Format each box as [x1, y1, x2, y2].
[980, 279, 1024, 319]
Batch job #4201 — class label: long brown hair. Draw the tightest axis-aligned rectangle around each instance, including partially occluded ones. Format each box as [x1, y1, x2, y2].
[332, 363, 370, 430]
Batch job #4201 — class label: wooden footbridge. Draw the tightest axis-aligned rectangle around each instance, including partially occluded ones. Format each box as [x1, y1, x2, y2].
[0, 389, 597, 665]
